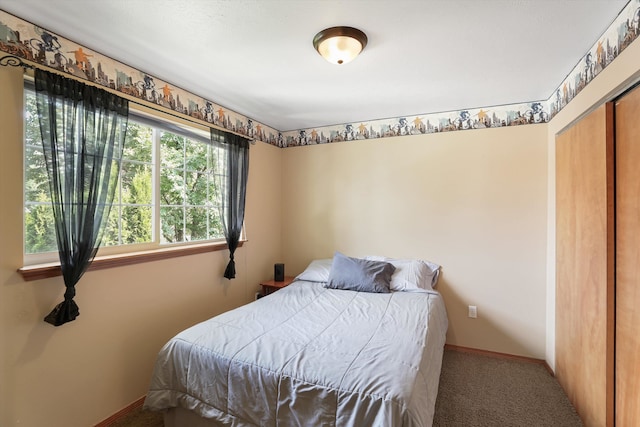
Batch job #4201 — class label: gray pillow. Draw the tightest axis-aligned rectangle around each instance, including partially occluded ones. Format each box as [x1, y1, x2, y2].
[325, 252, 395, 293]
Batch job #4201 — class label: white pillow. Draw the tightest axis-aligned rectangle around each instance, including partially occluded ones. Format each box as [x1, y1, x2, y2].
[365, 256, 441, 291]
[295, 258, 332, 283]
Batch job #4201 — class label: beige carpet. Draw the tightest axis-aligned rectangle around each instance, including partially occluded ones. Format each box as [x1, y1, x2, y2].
[111, 348, 582, 426]
[433, 348, 582, 426]
[107, 407, 162, 427]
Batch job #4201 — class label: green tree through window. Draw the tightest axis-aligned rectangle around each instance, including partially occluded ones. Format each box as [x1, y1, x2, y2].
[24, 87, 225, 259]
[24, 89, 56, 254]
[160, 131, 223, 243]
[103, 122, 154, 246]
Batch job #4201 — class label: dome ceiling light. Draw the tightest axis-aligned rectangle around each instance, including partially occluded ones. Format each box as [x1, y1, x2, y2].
[313, 26, 368, 65]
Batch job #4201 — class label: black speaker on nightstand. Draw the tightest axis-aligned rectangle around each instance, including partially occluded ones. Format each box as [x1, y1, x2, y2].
[274, 263, 285, 281]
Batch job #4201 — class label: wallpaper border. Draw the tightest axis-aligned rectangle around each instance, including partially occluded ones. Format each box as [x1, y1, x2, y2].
[1, 1, 639, 148]
[281, 0, 640, 147]
[0, 9, 280, 145]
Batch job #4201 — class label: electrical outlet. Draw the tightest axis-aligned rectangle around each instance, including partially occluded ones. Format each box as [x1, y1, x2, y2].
[468, 305, 477, 318]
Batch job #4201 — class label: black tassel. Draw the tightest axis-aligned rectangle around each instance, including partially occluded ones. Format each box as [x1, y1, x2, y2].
[44, 299, 80, 326]
[224, 259, 236, 279]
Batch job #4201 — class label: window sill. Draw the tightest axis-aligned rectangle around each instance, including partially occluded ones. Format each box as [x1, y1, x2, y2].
[18, 240, 244, 281]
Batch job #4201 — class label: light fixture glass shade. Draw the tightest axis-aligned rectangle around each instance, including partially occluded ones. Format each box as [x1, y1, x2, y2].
[313, 27, 367, 65]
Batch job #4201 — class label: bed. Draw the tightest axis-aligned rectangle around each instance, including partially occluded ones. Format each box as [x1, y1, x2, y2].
[144, 253, 448, 427]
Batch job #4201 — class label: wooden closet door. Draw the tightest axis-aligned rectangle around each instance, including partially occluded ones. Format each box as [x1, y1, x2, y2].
[615, 85, 640, 426]
[555, 103, 614, 427]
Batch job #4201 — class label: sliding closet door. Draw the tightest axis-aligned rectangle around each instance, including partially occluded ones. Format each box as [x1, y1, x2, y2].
[615, 86, 640, 426]
[555, 103, 614, 427]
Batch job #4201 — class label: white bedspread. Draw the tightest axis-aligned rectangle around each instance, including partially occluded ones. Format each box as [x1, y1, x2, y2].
[144, 280, 448, 427]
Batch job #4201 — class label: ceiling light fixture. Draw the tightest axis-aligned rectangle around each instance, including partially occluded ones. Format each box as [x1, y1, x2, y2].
[313, 26, 368, 65]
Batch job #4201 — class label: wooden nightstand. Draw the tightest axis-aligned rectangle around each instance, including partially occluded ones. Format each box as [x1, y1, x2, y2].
[260, 276, 295, 296]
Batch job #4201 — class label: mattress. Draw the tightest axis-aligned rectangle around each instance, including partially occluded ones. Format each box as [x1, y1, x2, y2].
[144, 279, 448, 426]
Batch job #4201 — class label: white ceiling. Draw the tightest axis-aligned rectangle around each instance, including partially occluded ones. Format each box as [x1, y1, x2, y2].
[0, 0, 629, 131]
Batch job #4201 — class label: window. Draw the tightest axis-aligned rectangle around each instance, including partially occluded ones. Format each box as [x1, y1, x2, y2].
[159, 131, 224, 244]
[23, 86, 226, 264]
[103, 121, 154, 247]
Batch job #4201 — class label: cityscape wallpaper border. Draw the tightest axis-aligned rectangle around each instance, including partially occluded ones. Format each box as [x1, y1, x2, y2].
[281, 0, 640, 147]
[548, 0, 639, 117]
[1, 1, 639, 149]
[0, 9, 280, 145]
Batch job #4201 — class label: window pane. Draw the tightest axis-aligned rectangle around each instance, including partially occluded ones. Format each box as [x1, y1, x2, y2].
[186, 171, 207, 206]
[186, 207, 207, 241]
[160, 132, 184, 169]
[207, 172, 222, 207]
[160, 167, 184, 205]
[105, 120, 155, 248]
[124, 123, 153, 162]
[208, 145, 224, 174]
[24, 204, 57, 254]
[208, 209, 224, 240]
[102, 208, 121, 246]
[24, 145, 50, 203]
[185, 140, 207, 171]
[122, 163, 152, 205]
[160, 134, 226, 245]
[160, 207, 184, 244]
[24, 91, 41, 145]
[121, 206, 152, 244]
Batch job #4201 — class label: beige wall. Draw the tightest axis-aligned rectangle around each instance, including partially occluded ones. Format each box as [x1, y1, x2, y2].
[545, 38, 640, 371]
[0, 66, 283, 427]
[281, 125, 548, 358]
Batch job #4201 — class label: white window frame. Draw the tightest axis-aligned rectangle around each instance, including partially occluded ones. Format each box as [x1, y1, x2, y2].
[22, 84, 230, 267]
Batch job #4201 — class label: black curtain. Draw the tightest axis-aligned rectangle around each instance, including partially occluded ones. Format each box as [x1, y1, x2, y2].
[35, 69, 128, 326]
[210, 128, 250, 279]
